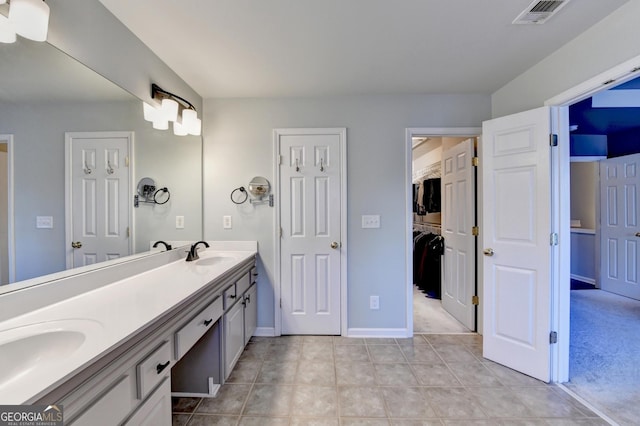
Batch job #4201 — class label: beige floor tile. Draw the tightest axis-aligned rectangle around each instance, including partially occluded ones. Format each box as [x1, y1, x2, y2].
[186, 414, 239, 425]
[390, 420, 443, 426]
[368, 345, 406, 363]
[338, 386, 387, 417]
[421, 387, 486, 419]
[256, 360, 298, 384]
[225, 360, 261, 384]
[296, 360, 336, 385]
[380, 387, 437, 418]
[291, 385, 338, 417]
[172, 397, 201, 413]
[238, 416, 290, 425]
[340, 418, 391, 426]
[172, 414, 190, 426]
[334, 336, 366, 345]
[446, 362, 503, 387]
[335, 362, 377, 386]
[482, 362, 548, 387]
[242, 384, 293, 416]
[335, 344, 371, 363]
[266, 342, 302, 361]
[365, 338, 398, 345]
[400, 345, 442, 364]
[431, 345, 479, 364]
[374, 363, 419, 386]
[291, 418, 340, 426]
[411, 363, 461, 386]
[301, 342, 335, 361]
[509, 386, 591, 418]
[239, 342, 270, 361]
[196, 384, 251, 414]
[467, 387, 535, 418]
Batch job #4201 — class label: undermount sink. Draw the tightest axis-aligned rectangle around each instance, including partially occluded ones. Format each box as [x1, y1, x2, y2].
[0, 319, 103, 388]
[196, 254, 237, 266]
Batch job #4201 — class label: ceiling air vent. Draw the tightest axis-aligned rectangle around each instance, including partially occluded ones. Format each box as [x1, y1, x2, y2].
[513, 0, 571, 25]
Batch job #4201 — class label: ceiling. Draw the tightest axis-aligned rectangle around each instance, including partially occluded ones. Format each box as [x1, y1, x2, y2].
[98, 0, 628, 99]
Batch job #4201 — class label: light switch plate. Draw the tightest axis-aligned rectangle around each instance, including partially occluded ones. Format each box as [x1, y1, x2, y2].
[36, 216, 53, 229]
[176, 216, 185, 229]
[223, 215, 232, 229]
[361, 215, 380, 228]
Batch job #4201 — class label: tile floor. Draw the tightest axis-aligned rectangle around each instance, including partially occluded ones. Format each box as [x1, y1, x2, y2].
[172, 334, 607, 425]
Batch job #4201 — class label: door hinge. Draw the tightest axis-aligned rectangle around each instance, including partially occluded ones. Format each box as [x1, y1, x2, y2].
[279, 298, 282, 309]
[472, 156, 479, 167]
[278, 155, 283, 165]
[125, 156, 130, 167]
[549, 134, 558, 147]
[126, 227, 130, 238]
[472, 226, 479, 236]
[549, 331, 558, 344]
[550, 232, 558, 246]
[279, 227, 283, 238]
[472, 295, 479, 305]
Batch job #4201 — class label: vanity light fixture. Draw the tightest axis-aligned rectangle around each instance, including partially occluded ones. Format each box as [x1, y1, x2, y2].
[142, 84, 202, 136]
[3, 0, 50, 42]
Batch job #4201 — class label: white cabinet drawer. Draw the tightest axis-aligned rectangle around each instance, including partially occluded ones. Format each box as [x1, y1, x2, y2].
[137, 341, 172, 400]
[175, 296, 223, 359]
[71, 374, 135, 426]
[124, 378, 171, 426]
[223, 283, 238, 309]
[236, 272, 251, 298]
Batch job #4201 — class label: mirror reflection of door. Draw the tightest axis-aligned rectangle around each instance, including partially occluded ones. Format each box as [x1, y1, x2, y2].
[66, 132, 132, 269]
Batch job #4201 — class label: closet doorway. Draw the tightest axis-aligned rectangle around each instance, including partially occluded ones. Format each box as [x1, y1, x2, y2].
[407, 128, 480, 334]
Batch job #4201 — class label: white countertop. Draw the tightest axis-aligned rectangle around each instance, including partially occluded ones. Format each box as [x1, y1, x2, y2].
[0, 245, 256, 404]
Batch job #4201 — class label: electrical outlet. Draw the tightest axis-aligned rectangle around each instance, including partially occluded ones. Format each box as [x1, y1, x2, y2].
[362, 215, 380, 228]
[370, 295, 380, 310]
[176, 216, 185, 229]
[223, 215, 232, 229]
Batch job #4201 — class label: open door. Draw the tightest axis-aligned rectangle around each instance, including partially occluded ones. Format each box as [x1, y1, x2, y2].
[441, 138, 476, 330]
[481, 106, 553, 382]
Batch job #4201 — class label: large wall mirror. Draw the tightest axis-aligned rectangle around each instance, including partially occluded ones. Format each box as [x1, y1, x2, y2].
[0, 38, 203, 288]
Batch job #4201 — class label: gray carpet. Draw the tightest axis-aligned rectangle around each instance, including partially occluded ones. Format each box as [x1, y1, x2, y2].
[568, 289, 640, 425]
[413, 285, 470, 334]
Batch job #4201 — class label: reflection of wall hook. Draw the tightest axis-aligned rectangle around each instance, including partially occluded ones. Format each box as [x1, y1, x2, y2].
[84, 160, 92, 174]
[106, 160, 114, 175]
[319, 158, 324, 172]
[295, 158, 300, 172]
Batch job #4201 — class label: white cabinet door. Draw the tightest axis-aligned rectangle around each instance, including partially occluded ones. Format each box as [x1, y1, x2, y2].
[481, 106, 553, 382]
[224, 301, 245, 379]
[124, 379, 171, 426]
[244, 284, 258, 345]
[599, 153, 640, 300]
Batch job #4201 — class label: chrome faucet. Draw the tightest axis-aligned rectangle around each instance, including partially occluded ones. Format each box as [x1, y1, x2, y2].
[186, 241, 209, 261]
[152, 240, 172, 251]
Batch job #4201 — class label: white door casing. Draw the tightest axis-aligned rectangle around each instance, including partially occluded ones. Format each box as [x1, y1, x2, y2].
[0, 135, 14, 285]
[481, 106, 553, 382]
[599, 153, 640, 300]
[275, 128, 346, 335]
[65, 132, 132, 269]
[441, 138, 476, 330]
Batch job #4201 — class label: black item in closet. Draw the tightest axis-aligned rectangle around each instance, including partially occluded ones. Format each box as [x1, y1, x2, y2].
[413, 232, 444, 299]
[422, 178, 441, 213]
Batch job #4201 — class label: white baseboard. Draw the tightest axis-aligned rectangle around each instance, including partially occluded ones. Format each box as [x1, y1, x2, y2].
[347, 328, 410, 338]
[571, 274, 596, 285]
[254, 327, 276, 337]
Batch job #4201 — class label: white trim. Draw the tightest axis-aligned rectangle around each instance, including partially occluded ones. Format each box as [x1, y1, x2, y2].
[405, 127, 482, 337]
[347, 328, 410, 338]
[545, 54, 640, 107]
[570, 274, 596, 286]
[65, 132, 134, 269]
[570, 156, 606, 163]
[0, 135, 15, 284]
[273, 128, 348, 336]
[253, 327, 276, 337]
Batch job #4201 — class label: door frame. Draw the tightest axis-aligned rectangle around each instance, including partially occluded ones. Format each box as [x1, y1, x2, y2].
[0, 134, 15, 284]
[64, 131, 134, 269]
[405, 128, 481, 336]
[544, 54, 640, 383]
[273, 128, 348, 337]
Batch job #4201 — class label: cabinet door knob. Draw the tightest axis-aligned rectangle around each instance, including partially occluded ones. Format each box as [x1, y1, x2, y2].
[635, 232, 640, 237]
[203, 318, 213, 327]
[71, 241, 83, 249]
[330, 241, 340, 249]
[483, 248, 494, 257]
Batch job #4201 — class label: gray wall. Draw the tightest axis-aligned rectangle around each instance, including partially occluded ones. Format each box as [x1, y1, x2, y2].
[0, 100, 201, 281]
[491, 1, 640, 117]
[202, 94, 491, 332]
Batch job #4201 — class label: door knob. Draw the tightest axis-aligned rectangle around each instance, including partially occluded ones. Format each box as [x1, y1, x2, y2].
[636, 232, 640, 237]
[71, 241, 83, 249]
[483, 248, 494, 257]
[330, 242, 340, 249]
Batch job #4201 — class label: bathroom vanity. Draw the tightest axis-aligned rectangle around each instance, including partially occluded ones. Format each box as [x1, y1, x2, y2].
[0, 241, 257, 426]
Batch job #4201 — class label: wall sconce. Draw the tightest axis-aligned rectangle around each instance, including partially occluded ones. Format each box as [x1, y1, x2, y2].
[0, 0, 50, 43]
[142, 84, 202, 136]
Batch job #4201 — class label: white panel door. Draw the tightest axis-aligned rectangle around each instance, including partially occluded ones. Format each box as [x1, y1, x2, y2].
[600, 153, 640, 300]
[67, 133, 130, 268]
[441, 138, 476, 330]
[482, 106, 552, 382]
[279, 131, 342, 335]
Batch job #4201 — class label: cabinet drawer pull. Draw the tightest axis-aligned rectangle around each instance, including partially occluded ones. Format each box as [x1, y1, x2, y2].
[203, 318, 213, 327]
[156, 360, 170, 374]
[252, 273, 258, 277]
[229, 294, 236, 299]
[245, 294, 251, 303]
